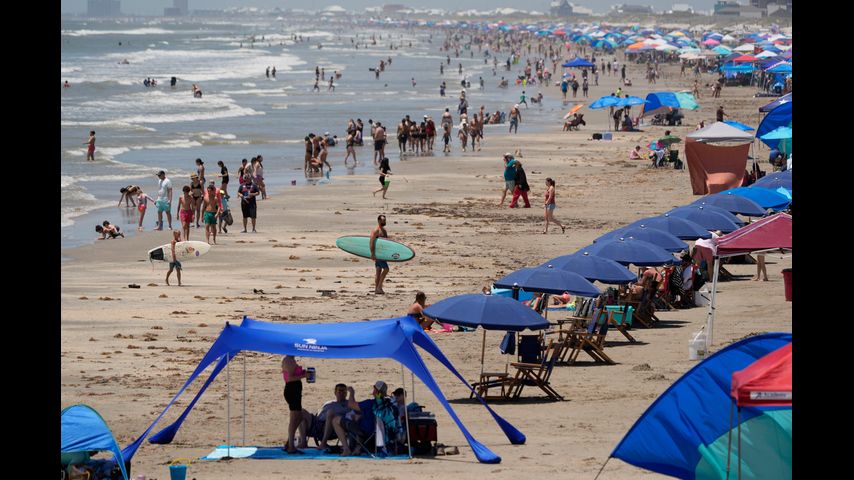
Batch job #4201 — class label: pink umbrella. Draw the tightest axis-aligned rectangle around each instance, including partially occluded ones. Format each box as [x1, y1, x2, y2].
[703, 38, 720, 46]
[733, 55, 759, 63]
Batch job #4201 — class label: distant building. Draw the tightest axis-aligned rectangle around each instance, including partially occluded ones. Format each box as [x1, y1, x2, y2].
[87, 0, 121, 17]
[612, 4, 655, 14]
[550, 0, 573, 16]
[164, 0, 188, 16]
[713, 1, 742, 16]
[671, 3, 694, 13]
[382, 4, 407, 14]
[715, 0, 768, 17]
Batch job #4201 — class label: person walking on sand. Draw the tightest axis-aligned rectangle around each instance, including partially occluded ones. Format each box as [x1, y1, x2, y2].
[165, 230, 183, 287]
[237, 174, 260, 233]
[542, 178, 566, 234]
[370, 214, 390, 294]
[373, 157, 392, 199]
[202, 182, 221, 245]
[498, 153, 516, 206]
[177, 185, 193, 241]
[85, 131, 96, 161]
[508, 161, 531, 208]
[344, 130, 357, 167]
[509, 105, 521, 134]
[155, 170, 173, 231]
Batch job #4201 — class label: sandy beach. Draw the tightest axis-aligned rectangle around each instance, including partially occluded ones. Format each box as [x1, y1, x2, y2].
[61, 59, 792, 479]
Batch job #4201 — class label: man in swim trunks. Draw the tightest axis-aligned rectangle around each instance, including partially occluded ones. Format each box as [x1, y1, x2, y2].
[370, 215, 390, 295]
[155, 170, 173, 231]
[166, 230, 182, 287]
[85, 131, 96, 161]
[373, 122, 386, 166]
[202, 182, 221, 245]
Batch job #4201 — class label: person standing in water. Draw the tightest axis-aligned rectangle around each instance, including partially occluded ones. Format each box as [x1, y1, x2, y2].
[85, 131, 96, 161]
[370, 214, 390, 295]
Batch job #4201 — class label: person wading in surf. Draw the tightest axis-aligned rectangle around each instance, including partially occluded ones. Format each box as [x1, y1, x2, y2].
[370, 214, 390, 295]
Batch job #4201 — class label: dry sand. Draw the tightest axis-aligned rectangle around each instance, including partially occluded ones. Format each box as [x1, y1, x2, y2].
[61, 60, 792, 479]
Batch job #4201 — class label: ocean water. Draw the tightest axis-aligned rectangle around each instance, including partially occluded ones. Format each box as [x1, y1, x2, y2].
[61, 17, 559, 249]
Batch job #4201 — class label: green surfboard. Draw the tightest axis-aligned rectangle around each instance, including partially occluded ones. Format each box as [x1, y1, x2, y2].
[335, 236, 415, 262]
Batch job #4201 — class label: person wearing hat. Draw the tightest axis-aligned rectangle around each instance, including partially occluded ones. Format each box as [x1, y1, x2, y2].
[154, 170, 173, 231]
[189, 172, 204, 228]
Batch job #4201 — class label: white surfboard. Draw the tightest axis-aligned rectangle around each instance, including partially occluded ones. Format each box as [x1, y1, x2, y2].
[148, 241, 211, 262]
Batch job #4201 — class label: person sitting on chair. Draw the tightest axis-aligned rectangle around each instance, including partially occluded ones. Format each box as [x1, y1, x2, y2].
[315, 383, 352, 452]
[331, 381, 396, 456]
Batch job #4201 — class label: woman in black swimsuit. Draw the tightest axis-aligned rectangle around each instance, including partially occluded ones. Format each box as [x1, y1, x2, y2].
[190, 174, 203, 228]
[408, 291, 437, 330]
[217, 160, 229, 195]
[344, 132, 357, 167]
[373, 157, 391, 199]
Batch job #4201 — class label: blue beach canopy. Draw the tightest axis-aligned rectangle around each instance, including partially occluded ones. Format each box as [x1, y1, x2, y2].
[122, 316, 526, 464]
[759, 126, 792, 140]
[691, 192, 767, 217]
[562, 57, 596, 68]
[494, 266, 601, 297]
[642, 92, 699, 117]
[597, 225, 689, 253]
[759, 93, 791, 112]
[539, 252, 636, 284]
[756, 101, 792, 149]
[425, 293, 549, 330]
[612, 333, 792, 479]
[718, 187, 790, 212]
[589, 95, 621, 109]
[615, 96, 646, 107]
[627, 215, 713, 240]
[766, 63, 792, 74]
[62, 404, 129, 480]
[578, 237, 676, 266]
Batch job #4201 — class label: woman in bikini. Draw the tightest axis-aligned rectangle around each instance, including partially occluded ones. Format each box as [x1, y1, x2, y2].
[178, 185, 194, 241]
[408, 291, 439, 330]
[195, 158, 206, 186]
[458, 121, 468, 152]
[281, 355, 310, 454]
[543, 178, 566, 234]
[344, 131, 357, 167]
[190, 174, 204, 228]
[254, 155, 267, 200]
[217, 160, 229, 195]
[136, 189, 154, 231]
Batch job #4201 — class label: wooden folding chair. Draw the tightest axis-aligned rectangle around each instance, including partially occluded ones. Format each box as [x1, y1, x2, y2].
[506, 339, 564, 401]
[564, 312, 616, 365]
[608, 305, 637, 343]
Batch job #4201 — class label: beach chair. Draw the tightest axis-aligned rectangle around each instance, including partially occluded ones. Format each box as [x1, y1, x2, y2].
[564, 310, 616, 365]
[517, 334, 543, 364]
[607, 305, 637, 343]
[566, 114, 586, 131]
[506, 339, 564, 401]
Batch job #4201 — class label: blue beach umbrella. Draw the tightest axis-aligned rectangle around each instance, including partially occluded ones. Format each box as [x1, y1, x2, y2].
[589, 95, 620, 109]
[597, 225, 689, 253]
[775, 187, 792, 200]
[615, 96, 646, 107]
[578, 237, 676, 267]
[539, 252, 636, 284]
[722, 120, 755, 131]
[627, 215, 713, 240]
[759, 126, 792, 140]
[718, 187, 790, 212]
[667, 206, 742, 233]
[691, 192, 767, 217]
[752, 170, 792, 190]
[494, 266, 601, 298]
[424, 294, 549, 331]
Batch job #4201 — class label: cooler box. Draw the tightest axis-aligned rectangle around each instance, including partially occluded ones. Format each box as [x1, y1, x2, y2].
[602, 132, 613, 141]
[407, 416, 438, 455]
[782, 268, 792, 301]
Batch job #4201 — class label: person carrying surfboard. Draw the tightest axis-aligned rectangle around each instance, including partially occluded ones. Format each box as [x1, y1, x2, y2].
[370, 215, 390, 295]
[165, 230, 182, 287]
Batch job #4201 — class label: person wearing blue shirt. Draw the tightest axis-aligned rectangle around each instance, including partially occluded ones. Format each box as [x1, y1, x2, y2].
[499, 153, 517, 206]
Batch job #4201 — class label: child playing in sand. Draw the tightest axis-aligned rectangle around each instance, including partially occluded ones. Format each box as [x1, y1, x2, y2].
[96, 221, 124, 240]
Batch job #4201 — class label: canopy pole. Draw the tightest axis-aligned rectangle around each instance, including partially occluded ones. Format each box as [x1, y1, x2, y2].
[401, 364, 412, 460]
[242, 353, 246, 447]
[226, 352, 231, 458]
[411, 372, 415, 404]
[737, 407, 743, 480]
[726, 401, 734, 479]
[705, 256, 721, 351]
[480, 329, 486, 376]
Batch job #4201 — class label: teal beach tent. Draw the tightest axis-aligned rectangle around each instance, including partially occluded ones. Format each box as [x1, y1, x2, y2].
[61, 404, 129, 480]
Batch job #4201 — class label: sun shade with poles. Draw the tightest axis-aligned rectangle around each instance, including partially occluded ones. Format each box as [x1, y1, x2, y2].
[578, 237, 676, 266]
[667, 205, 743, 233]
[494, 266, 601, 298]
[691, 192, 767, 217]
[539, 252, 636, 284]
[627, 214, 713, 240]
[758, 126, 792, 140]
[597, 225, 689, 253]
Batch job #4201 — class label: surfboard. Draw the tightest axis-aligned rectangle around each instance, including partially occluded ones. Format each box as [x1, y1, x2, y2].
[335, 236, 415, 262]
[148, 241, 211, 262]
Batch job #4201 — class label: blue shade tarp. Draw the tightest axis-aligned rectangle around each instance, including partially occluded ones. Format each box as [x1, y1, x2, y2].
[718, 187, 790, 212]
[123, 316, 526, 465]
[642, 92, 699, 117]
[765, 63, 792, 74]
[612, 333, 792, 480]
[722, 120, 754, 131]
[494, 266, 601, 297]
[425, 294, 549, 331]
[667, 205, 743, 233]
[562, 57, 595, 68]
[540, 252, 636, 284]
[759, 126, 792, 140]
[627, 215, 712, 240]
[615, 96, 646, 107]
[578, 237, 676, 266]
[62, 404, 129, 480]
[691, 192, 767, 217]
[597, 226, 688, 253]
[721, 64, 755, 73]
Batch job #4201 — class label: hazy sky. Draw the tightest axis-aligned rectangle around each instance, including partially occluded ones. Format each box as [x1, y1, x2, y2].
[62, 1, 720, 16]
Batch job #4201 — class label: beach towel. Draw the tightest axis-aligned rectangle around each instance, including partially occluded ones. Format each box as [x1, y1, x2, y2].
[685, 141, 749, 195]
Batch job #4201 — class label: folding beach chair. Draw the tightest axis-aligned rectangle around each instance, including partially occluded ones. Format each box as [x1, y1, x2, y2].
[608, 305, 637, 343]
[506, 339, 564, 401]
[564, 309, 616, 365]
[517, 334, 543, 364]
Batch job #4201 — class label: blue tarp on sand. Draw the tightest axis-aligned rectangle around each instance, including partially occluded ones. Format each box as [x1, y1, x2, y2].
[121, 316, 526, 464]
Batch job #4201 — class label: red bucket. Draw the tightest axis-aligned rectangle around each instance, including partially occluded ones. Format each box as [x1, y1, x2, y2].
[782, 268, 792, 302]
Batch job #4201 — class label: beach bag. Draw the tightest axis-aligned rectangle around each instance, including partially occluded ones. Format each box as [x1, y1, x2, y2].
[224, 210, 234, 226]
[592, 133, 603, 140]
